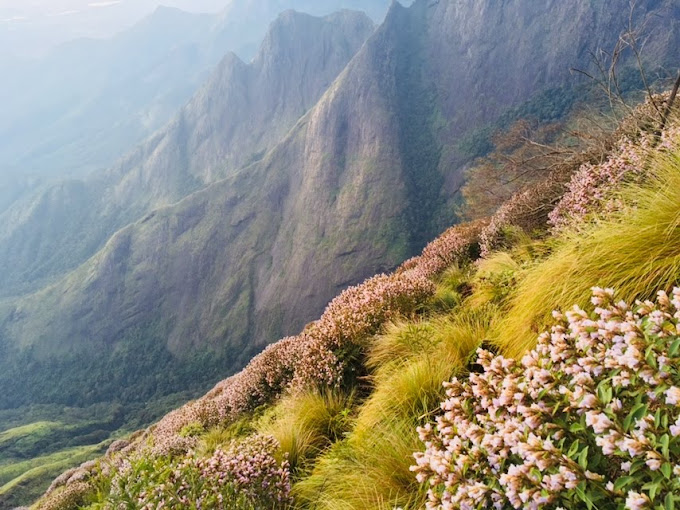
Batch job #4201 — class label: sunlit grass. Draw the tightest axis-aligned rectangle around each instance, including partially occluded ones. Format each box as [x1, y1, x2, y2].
[258, 390, 354, 474]
[0, 443, 105, 509]
[292, 303, 495, 509]
[0, 422, 65, 449]
[494, 150, 680, 358]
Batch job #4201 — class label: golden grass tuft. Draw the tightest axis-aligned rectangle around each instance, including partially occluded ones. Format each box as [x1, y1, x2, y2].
[293, 305, 496, 509]
[494, 150, 680, 358]
[427, 265, 467, 312]
[366, 320, 436, 372]
[466, 252, 520, 308]
[292, 417, 426, 510]
[196, 417, 255, 457]
[257, 390, 353, 473]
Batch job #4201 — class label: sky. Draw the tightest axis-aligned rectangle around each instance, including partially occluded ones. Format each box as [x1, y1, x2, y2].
[0, 0, 228, 18]
[0, 0, 229, 57]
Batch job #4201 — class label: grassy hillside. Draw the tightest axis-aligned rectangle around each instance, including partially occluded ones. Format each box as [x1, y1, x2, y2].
[2, 2, 679, 508]
[26, 96, 680, 509]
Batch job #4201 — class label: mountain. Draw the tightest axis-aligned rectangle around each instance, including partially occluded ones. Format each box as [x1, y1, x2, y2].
[29, 78, 680, 510]
[0, 9, 375, 299]
[1, 0, 678, 410]
[0, 7, 378, 400]
[0, 0, 393, 215]
[0, 1, 229, 59]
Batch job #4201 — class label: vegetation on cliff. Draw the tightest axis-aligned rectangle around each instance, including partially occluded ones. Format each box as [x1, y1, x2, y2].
[29, 92, 680, 509]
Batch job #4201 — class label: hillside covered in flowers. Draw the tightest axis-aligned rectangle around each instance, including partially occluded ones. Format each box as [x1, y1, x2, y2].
[27, 89, 680, 509]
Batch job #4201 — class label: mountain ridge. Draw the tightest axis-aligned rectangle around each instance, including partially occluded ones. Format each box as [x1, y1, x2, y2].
[2, 0, 678, 396]
[0, 8, 376, 299]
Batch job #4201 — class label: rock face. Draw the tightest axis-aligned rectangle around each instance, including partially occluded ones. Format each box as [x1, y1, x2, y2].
[0, 0, 392, 216]
[1, 0, 679, 410]
[0, 10, 375, 298]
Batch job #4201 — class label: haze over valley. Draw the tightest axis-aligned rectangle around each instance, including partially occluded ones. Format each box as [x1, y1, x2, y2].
[0, 1, 679, 508]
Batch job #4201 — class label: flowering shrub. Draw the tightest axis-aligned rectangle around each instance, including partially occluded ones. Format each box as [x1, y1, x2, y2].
[479, 179, 563, 257]
[37, 481, 92, 510]
[212, 267, 437, 415]
[399, 221, 485, 279]
[211, 336, 300, 421]
[290, 269, 436, 390]
[548, 120, 680, 232]
[148, 399, 220, 457]
[45, 460, 98, 498]
[548, 135, 652, 231]
[413, 287, 680, 509]
[109, 434, 291, 509]
[105, 439, 130, 456]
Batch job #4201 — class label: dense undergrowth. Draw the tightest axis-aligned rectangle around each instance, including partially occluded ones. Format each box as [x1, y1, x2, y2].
[28, 95, 680, 510]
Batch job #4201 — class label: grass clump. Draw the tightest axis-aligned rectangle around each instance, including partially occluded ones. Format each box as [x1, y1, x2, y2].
[293, 417, 427, 510]
[467, 251, 520, 308]
[257, 391, 354, 474]
[196, 416, 256, 457]
[494, 150, 680, 358]
[427, 266, 467, 312]
[293, 305, 496, 509]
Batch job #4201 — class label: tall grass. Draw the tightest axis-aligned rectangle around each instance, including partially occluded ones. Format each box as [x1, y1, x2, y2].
[293, 417, 427, 510]
[257, 391, 354, 474]
[494, 150, 680, 357]
[293, 306, 495, 509]
[196, 416, 256, 457]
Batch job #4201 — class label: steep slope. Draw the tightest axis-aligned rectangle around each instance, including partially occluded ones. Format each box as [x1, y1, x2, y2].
[0, 9, 375, 298]
[31, 100, 680, 510]
[1, 0, 678, 412]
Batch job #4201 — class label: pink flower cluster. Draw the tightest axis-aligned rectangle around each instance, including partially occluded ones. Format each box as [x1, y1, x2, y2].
[37, 482, 92, 510]
[124, 435, 291, 509]
[398, 221, 486, 278]
[479, 180, 562, 257]
[148, 398, 220, 457]
[290, 268, 436, 390]
[413, 287, 680, 509]
[207, 434, 291, 506]
[548, 120, 680, 231]
[45, 460, 98, 498]
[210, 336, 299, 421]
[209, 269, 436, 418]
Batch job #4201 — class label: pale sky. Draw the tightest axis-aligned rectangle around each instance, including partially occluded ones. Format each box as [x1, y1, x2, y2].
[0, 0, 228, 17]
[0, 0, 229, 57]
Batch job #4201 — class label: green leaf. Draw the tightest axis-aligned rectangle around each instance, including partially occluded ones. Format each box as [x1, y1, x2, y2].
[647, 349, 658, 369]
[666, 492, 675, 510]
[662, 462, 672, 479]
[568, 440, 580, 458]
[661, 434, 670, 459]
[570, 422, 585, 433]
[669, 338, 680, 357]
[614, 476, 634, 491]
[575, 483, 595, 510]
[624, 403, 648, 432]
[597, 383, 613, 405]
[578, 446, 589, 470]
